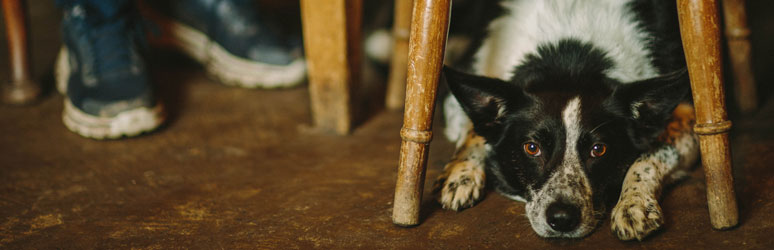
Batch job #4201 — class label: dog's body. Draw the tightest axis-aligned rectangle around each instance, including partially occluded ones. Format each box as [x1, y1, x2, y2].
[436, 0, 699, 240]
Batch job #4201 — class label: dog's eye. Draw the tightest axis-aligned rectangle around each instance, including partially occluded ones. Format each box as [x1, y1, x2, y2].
[523, 142, 541, 157]
[590, 143, 607, 158]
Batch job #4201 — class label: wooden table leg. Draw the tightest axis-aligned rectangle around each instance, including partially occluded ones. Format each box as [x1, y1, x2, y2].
[392, 0, 450, 227]
[385, 0, 413, 110]
[2, 0, 40, 105]
[677, 0, 738, 230]
[722, 0, 757, 114]
[300, 0, 362, 135]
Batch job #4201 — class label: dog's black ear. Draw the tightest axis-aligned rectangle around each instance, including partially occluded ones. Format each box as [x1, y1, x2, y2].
[612, 69, 690, 146]
[444, 66, 524, 138]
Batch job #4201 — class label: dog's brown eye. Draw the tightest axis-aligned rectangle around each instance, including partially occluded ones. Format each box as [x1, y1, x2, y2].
[524, 142, 541, 157]
[591, 144, 607, 158]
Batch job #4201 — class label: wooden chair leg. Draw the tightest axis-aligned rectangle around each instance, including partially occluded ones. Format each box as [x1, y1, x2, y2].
[300, 0, 362, 135]
[2, 0, 40, 105]
[392, 0, 451, 227]
[722, 0, 757, 114]
[677, 0, 739, 230]
[384, 0, 413, 110]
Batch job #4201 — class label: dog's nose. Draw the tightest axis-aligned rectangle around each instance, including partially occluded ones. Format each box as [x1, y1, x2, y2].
[546, 202, 581, 232]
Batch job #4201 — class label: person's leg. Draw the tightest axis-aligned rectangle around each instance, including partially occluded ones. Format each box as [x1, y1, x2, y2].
[55, 0, 164, 139]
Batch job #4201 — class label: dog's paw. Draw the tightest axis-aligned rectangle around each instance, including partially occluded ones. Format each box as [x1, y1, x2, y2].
[611, 194, 664, 241]
[433, 160, 485, 211]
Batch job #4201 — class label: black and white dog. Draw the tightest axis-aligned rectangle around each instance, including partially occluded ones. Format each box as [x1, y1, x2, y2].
[435, 0, 699, 240]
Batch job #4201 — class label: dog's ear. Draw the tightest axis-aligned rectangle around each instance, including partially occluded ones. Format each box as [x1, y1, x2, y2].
[444, 66, 524, 138]
[611, 69, 690, 146]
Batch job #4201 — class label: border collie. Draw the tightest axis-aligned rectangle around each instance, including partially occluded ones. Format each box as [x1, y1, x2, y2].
[435, 0, 699, 240]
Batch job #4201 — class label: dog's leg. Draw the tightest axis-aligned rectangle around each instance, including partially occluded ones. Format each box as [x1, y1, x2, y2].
[434, 128, 488, 211]
[611, 103, 699, 241]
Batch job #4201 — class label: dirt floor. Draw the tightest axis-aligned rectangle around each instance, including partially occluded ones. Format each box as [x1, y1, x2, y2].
[1, 1, 773, 249]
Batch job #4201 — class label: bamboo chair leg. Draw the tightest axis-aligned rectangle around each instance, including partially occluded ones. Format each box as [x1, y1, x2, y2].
[722, 0, 757, 114]
[677, 0, 739, 230]
[392, 0, 451, 227]
[385, 0, 413, 110]
[2, 0, 40, 105]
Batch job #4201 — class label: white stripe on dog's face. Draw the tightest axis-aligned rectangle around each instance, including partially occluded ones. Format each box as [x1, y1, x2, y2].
[562, 97, 583, 168]
[525, 97, 597, 238]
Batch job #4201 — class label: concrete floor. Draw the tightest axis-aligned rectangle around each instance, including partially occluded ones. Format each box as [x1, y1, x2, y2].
[2, 1, 774, 249]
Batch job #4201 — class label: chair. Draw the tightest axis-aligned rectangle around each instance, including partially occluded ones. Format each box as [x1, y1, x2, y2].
[388, 0, 747, 230]
[2, 0, 40, 105]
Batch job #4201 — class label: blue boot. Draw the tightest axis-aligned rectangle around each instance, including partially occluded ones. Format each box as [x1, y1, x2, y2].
[55, 2, 164, 139]
[143, 0, 306, 88]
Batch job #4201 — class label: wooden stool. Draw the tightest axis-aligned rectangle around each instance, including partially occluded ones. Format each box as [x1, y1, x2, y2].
[2, 0, 40, 105]
[390, 0, 741, 230]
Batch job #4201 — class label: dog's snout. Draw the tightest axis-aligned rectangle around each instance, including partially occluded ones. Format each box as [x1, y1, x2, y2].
[546, 202, 581, 232]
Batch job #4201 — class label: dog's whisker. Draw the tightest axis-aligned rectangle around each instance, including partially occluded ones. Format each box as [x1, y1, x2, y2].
[589, 119, 614, 134]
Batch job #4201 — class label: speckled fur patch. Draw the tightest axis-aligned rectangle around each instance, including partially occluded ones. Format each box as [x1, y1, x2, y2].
[611, 103, 698, 241]
[435, 129, 488, 211]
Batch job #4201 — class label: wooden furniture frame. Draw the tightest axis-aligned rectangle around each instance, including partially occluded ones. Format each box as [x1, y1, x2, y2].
[677, 0, 738, 229]
[2, 0, 40, 105]
[299, 0, 362, 135]
[388, 0, 742, 230]
[298, 0, 748, 229]
[722, 0, 757, 115]
[391, 0, 450, 226]
[384, 0, 413, 111]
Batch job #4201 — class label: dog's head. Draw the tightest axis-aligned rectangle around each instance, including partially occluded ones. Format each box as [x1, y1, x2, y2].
[444, 41, 688, 238]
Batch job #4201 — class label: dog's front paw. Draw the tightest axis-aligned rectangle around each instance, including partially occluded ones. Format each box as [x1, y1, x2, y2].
[433, 160, 485, 211]
[611, 194, 664, 241]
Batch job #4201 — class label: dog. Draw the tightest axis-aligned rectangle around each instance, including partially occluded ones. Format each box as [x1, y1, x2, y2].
[434, 0, 699, 240]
